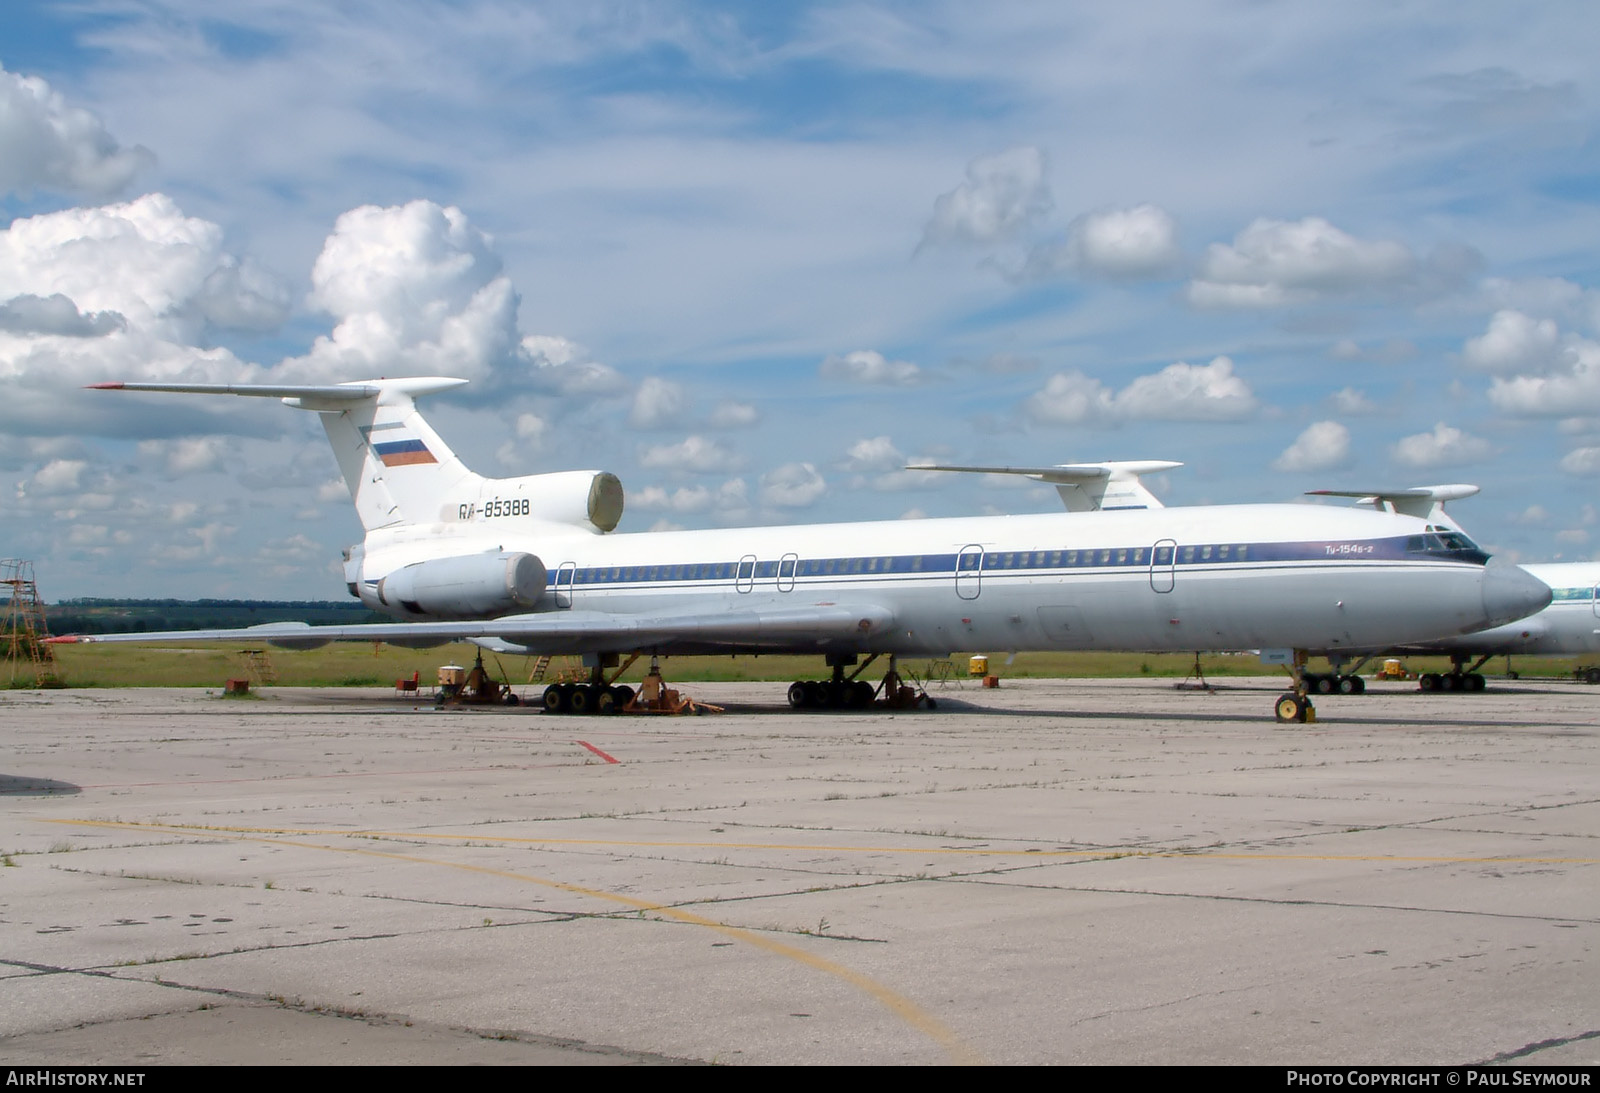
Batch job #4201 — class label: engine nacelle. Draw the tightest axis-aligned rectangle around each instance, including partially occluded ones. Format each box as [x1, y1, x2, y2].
[377, 551, 548, 619]
[246, 622, 333, 650]
[455, 470, 624, 533]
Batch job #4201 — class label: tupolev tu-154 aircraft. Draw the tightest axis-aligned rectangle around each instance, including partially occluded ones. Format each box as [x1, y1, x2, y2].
[1299, 487, 1600, 693]
[55, 376, 1551, 722]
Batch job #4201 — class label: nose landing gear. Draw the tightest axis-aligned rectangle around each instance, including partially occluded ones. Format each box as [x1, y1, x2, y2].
[1274, 650, 1318, 724]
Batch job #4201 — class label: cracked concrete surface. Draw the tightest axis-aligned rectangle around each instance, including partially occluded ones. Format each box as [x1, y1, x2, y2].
[0, 678, 1595, 1065]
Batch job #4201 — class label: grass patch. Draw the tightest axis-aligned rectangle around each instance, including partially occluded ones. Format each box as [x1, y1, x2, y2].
[40, 642, 1582, 688]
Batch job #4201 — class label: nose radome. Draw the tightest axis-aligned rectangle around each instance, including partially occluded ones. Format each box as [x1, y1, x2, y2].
[1481, 565, 1553, 629]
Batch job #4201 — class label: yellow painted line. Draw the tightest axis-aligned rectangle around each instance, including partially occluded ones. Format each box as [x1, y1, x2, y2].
[44, 819, 1600, 865]
[44, 818, 984, 1065]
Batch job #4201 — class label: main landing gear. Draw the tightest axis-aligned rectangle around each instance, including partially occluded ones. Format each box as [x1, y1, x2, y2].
[1303, 672, 1366, 696]
[1274, 649, 1318, 724]
[542, 653, 638, 715]
[788, 653, 934, 711]
[1301, 654, 1368, 696]
[1418, 654, 1490, 693]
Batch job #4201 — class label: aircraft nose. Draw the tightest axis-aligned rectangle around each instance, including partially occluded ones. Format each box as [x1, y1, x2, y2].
[1481, 565, 1552, 628]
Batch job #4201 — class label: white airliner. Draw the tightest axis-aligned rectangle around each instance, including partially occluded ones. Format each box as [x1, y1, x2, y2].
[1299, 487, 1600, 692]
[58, 377, 1551, 721]
[1391, 562, 1600, 688]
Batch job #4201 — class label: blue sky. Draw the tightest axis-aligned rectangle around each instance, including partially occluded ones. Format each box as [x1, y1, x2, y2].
[4, 1, 1600, 599]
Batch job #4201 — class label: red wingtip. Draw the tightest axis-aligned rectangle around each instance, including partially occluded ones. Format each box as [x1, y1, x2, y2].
[42, 635, 81, 644]
[85, 382, 126, 389]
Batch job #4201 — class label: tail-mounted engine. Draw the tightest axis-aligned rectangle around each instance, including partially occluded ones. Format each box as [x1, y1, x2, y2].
[453, 470, 624, 533]
[376, 551, 548, 619]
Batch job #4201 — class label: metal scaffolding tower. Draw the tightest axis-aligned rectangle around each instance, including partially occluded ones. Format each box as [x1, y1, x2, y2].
[2, 559, 61, 688]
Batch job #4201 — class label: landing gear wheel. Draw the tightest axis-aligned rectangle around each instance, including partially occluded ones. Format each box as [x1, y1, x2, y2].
[1419, 673, 1440, 692]
[543, 684, 564, 712]
[788, 681, 810, 709]
[1275, 692, 1310, 723]
[1313, 674, 1336, 695]
[1337, 674, 1365, 695]
[568, 685, 593, 715]
[611, 685, 635, 707]
[1441, 673, 1462, 692]
[594, 689, 616, 715]
[1467, 672, 1487, 692]
[849, 680, 874, 708]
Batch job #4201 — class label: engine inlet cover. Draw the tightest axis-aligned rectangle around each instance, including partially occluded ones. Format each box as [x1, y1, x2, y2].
[379, 551, 547, 619]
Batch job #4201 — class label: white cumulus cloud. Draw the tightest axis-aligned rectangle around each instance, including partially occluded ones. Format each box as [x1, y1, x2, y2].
[0, 194, 288, 431]
[1027, 357, 1257, 425]
[820, 349, 924, 386]
[628, 376, 689, 428]
[1391, 422, 1492, 468]
[0, 193, 287, 344]
[1328, 387, 1380, 415]
[520, 333, 622, 396]
[708, 400, 759, 428]
[1558, 448, 1600, 475]
[1272, 421, 1351, 473]
[285, 200, 517, 383]
[841, 436, 904, 474]
[1028, 204, 1182, 280]
[760, 462, 826, 508]
[1186, 217, 1416, 308]
[639, 435, 744, 473]
[1487, 338, 1600, 415]
[1462, 310, 1564, 373]
[0, 65, 153, 197]
[920, 146, 1051, 248]
[138, 436, 229, 476]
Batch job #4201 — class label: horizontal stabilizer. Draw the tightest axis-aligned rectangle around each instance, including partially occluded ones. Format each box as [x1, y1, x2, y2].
[908, 460, 1181, 512]
[86, 377, 468, 408]
[1306, 484, 1480, 530]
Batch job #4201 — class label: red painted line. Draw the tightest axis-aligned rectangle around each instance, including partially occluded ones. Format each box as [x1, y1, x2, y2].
[576, 740, 620, 764]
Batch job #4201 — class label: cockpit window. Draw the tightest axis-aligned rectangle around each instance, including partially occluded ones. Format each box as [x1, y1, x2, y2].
[1406, 531, 1489, 564]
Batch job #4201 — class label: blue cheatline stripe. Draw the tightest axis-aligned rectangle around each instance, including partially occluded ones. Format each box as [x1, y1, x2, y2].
[543, 535, 1484, 591]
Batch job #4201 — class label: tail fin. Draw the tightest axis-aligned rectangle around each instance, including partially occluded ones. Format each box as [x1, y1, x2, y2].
[89, 377, 481, 531]
[297, 379, 480, 530]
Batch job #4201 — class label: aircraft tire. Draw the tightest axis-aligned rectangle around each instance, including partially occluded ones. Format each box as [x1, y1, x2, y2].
[1419, 673, 1440, 692]
[542, 685, 564, 712]
[788, 682, 809, 709]
[594, 690, 616, 715]
[568, 686, 592, 715]
[1467, 673, 1487, 692]
[1441, 673, 1462, 692]
[1337, 675, 1363, 695]
[1313, 674, 1336, 695]
[1274, 693, 1309, 723]
[611, 685, 635, 707]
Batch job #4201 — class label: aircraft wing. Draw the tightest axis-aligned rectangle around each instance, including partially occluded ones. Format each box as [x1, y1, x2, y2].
[48, 603, 898, 657]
